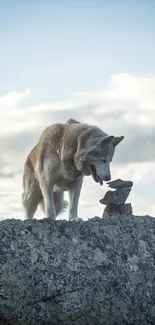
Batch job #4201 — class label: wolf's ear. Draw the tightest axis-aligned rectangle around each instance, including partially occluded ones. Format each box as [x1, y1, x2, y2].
[112, 135, 124, 147]
[95, 135, 114, 147]
[102, 135, 114, 143]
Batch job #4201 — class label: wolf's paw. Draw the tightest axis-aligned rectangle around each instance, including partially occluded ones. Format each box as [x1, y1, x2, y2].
[69, 217, 83, 222]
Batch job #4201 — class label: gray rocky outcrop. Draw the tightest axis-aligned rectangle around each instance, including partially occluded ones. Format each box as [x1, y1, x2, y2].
[1, 214, 155, 325]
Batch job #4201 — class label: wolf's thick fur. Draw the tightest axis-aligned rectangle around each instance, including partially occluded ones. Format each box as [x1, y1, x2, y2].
[22, 119, 124, 221]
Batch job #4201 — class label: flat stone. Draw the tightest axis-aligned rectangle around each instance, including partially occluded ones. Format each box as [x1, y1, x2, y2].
[107, 179, 133, 189]
[100, 188, 131, 206]
[102, 203, 133, 218]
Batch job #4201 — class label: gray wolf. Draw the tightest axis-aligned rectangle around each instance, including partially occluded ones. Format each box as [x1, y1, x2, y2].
[22, 118, 124, 221]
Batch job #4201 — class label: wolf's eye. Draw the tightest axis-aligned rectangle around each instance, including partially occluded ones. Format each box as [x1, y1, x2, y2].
[101, 159, 107, 163]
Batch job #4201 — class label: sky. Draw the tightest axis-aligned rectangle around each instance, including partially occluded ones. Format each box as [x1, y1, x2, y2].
[0, 0, 155, 220]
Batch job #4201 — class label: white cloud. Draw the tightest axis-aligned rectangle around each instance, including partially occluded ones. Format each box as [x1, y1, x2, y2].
[0, 88, 31, 110]
[0, 73, 155, 219]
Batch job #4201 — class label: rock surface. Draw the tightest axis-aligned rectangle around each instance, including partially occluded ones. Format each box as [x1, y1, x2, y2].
[1, 215, 155, 325]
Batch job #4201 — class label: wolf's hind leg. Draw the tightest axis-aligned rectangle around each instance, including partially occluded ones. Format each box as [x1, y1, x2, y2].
[22, 182, 42, 219]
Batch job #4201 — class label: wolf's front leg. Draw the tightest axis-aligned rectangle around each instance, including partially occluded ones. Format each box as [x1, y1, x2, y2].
[39, 178, 56, 219]
[68, 175, 83, 221]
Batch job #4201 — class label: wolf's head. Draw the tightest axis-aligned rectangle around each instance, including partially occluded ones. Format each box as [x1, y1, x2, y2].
[74, 132, 124, 185]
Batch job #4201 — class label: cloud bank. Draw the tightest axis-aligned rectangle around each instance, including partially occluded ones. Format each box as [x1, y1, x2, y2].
[0, 73, 155, 219]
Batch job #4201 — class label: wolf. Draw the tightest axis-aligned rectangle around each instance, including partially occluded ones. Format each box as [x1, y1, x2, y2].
[22, 118, 124, 221]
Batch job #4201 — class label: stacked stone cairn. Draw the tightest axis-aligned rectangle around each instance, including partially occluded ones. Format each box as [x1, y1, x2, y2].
[100, 179, 133, 218]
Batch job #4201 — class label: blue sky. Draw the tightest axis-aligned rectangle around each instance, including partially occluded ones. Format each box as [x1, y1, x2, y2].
[0, 0, 155, 103]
